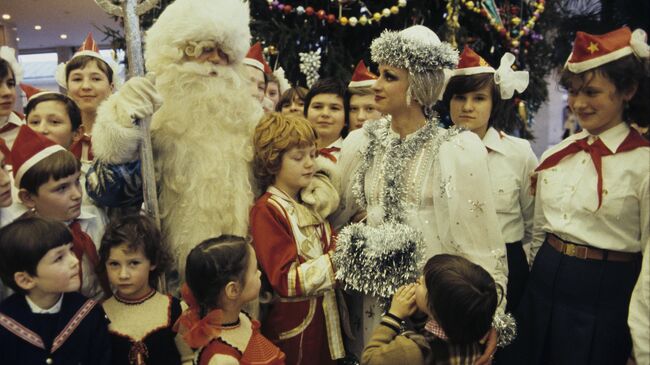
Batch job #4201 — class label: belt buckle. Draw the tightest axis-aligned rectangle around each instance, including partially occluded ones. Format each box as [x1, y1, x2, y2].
[563, 243, 577, 257]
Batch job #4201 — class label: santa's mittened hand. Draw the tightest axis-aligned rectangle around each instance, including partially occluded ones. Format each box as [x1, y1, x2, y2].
[115, 76, 163, 125]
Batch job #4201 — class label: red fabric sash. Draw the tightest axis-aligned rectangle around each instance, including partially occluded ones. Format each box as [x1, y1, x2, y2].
[535, 129, 649, 208]
[318, 147, 341, 163]
[69, 221, 110, 296]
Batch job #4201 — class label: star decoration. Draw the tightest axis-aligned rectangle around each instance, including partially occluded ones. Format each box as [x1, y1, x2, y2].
[587, 42, 599, 54]
[468, 199, 485, 214]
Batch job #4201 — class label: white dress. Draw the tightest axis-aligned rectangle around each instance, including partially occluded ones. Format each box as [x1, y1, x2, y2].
[332, 117, 508, 355]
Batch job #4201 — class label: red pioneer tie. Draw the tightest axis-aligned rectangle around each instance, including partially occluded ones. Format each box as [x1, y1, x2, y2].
[69, 221, 111, 296]
[70, 134, 94, 161]
[535, 129, 649, 208]
[319, 147, 341, 163]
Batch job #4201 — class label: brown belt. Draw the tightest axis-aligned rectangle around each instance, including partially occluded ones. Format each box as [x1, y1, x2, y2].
[547, 234, 639, 262]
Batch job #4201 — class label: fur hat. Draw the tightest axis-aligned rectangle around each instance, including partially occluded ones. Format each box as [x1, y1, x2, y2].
[145, 0, 251, 73]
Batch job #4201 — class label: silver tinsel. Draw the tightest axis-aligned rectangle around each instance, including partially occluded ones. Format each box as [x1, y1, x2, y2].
[370, 28, 458, 74]
[332, 222, 424, 298]
[352, 117, 461, 222]
[492, 312, 517, 347]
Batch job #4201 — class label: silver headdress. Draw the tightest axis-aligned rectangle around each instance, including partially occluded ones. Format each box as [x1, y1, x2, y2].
[370, 25, 459, 114]
[370, 25, 458, 74]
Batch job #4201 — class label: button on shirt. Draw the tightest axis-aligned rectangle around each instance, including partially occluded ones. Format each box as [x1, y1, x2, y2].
[483, 127, 538, 244]
[531, 123, 650, 258]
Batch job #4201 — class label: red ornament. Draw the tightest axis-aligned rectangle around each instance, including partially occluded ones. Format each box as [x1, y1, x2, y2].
[305, 6, 314, 16]
[499, 27, 508, 37]
[327, 14, 336, 23]
[283, 4, 292, 14]
[317, 9, 326, 19]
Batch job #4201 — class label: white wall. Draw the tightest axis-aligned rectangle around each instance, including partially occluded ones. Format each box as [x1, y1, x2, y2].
[530, 71, 567, 158]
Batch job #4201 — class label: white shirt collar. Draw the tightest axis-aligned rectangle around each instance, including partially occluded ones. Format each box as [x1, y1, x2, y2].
[482, 127, 506, 155]
[26, 294, 63, 314]
[589, 122, 629, 152]
[326, 137, 344, 149]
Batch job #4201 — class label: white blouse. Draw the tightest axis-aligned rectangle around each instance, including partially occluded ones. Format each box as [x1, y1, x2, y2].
[333, 118, 508, 301]
[483, 127, 537, 245]
[530, 122, 649, 260]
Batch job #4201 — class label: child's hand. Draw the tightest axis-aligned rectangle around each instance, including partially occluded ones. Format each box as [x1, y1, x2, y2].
[388, 284, 417, 320]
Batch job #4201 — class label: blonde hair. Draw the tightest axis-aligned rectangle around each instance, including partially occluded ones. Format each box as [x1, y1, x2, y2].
[253, 112, 318, 191]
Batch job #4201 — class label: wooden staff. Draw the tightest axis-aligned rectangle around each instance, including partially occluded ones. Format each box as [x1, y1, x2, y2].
[94, 0, 161, 228]
[95, 0, 167, 293]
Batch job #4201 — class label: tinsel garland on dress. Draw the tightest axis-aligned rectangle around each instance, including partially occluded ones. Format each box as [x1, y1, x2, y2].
[334, 117, 450, 298]
[333, 222, 424, 298]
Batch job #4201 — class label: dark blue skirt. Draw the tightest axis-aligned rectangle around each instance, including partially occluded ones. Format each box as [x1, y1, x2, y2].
[499, 239, 641, 365]
[505, 241, 529, 313]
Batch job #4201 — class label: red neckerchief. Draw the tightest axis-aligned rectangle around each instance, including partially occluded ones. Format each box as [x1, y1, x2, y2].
[68, 221, 110, 296]
[0, 122, 18, 134]
[70, 134, 93, 161]
[319, 146, 341, 163]
[535, 129, 649, 209]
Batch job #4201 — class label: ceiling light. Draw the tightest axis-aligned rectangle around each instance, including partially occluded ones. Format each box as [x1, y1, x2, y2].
[16, 37, 19, 42]
[1, 14, 10, 20]
[60, 34, 68, 39]
[34, 25, 42, 30]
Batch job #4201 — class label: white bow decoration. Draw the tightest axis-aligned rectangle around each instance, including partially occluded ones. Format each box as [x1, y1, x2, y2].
[630, 29, 650, 59]
[273, 67, 291, 95]
[0, 46, 24, 84]
[494, 52, 529, 99]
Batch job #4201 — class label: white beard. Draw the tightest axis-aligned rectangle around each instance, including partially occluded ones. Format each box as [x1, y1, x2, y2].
[151, 61, 263, 274]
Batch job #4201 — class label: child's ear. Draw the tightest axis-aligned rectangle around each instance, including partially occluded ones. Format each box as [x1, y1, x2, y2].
[72, 125, 85, 143]
[14, 271, 36, 291]
[224, 281, 241, 300]
[18, 188, 37, 209]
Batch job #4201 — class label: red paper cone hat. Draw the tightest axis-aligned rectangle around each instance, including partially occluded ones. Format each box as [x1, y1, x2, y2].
[565, 27, 649, 73]
[78, 32, 100, 53]
[19, 83, 56, 103]
[243, 42, 272, 74]
[348, 60, 378, 88]
[11, 125, 65, 188]
[453, 46, 495, 76]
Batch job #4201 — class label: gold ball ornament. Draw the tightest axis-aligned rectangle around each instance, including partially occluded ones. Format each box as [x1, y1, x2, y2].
[390, 6, 399, 14]
[359, 15, 368, 25]
[382, 8, 391, 17]
[340, 16, 349, 25]
[349, 16, 358, 26]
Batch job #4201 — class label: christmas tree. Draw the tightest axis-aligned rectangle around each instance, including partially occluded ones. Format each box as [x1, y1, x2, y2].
[100, 0, 649, 129]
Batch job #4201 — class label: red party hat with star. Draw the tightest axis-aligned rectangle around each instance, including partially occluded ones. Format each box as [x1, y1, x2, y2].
[243, 42, 272, 74]
[565, 27, 649, 73]
[348, 60, 378, 88]
[452, 46, 495, 76]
